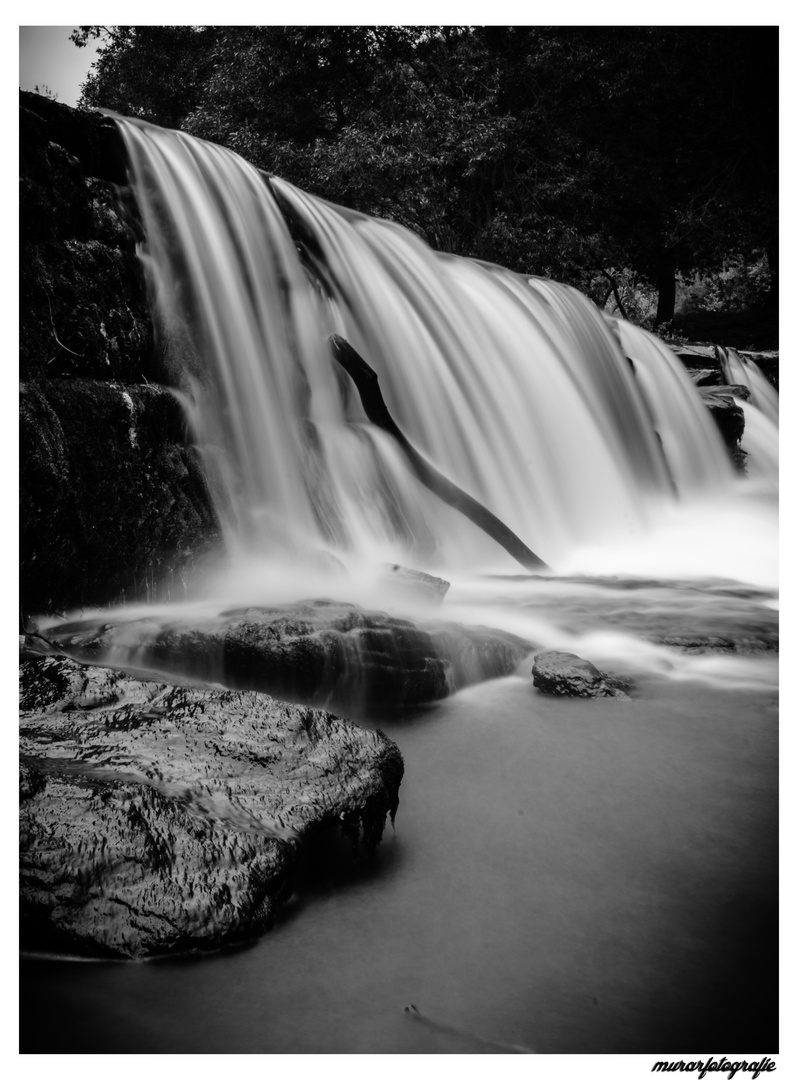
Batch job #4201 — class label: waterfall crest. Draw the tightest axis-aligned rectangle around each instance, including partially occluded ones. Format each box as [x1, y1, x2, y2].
[117, 118, 772, 581]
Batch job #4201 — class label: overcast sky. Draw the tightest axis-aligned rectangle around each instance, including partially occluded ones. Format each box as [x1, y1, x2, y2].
[19, 26, 101, 107]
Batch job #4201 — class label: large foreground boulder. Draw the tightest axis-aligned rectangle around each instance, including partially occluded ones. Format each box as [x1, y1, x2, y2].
[47, 600, 533, 709]
[20, 655, 403, 959]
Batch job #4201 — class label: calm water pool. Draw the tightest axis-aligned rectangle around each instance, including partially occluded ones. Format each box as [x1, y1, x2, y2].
[20, 653, 778, 1054]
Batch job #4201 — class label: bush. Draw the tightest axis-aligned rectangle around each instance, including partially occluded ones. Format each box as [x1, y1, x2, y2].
[676, 254, 770, 315]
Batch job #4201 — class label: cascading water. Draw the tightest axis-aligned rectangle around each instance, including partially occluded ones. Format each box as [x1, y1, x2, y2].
[117, 117, 774, 592]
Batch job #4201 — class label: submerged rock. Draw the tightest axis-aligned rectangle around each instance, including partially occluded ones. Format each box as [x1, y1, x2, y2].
[379, 563, 451, 604]
[531, 650, 633, 699]
[47, 600, 532, 709]
[649, 633, 778, 654]
[20, 655, 403, 959]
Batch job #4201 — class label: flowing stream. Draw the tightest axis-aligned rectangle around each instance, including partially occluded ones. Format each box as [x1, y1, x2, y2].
[20, 119, 779, 1054]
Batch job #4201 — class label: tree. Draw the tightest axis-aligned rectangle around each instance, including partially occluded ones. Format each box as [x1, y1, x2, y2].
[73, 25, 778, 322]
[537, 26, 778, 324]
[71, 25, 218, 129]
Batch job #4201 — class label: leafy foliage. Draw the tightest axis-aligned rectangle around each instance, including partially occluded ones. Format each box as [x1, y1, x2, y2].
[678, 255, 771, 316]
[33, 84, 58, 101]
[73, 25, 778, 325]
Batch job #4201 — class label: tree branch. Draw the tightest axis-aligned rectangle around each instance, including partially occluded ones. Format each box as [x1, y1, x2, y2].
[329, 334, 549, 572]
[600, 269, 629, 320]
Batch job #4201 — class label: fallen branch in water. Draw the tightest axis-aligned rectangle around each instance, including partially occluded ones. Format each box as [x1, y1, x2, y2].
[329, 334, 549, 573]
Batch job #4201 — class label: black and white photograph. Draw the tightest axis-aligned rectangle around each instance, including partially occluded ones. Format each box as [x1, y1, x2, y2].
[18, 18, 780, 1066]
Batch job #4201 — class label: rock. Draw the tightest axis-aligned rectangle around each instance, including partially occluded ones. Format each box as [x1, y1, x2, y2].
[531, 650, 633, 698]
[20, 90, 129, 187]
[20, 90, 223, 616]
[697, 385, 749, 459]
[688, 368, 724, 387]
[20, 379, 220, 615]
[674, 346, 778, 391]
[740, 351, 779, 391]
[379, 563, 451, 604]
[649, 634, 778, 654]
[20, 91, 151, 383]
[48, 600, 532, 709]
[669, 342, 763, 468]
[20, 655, 403, 959]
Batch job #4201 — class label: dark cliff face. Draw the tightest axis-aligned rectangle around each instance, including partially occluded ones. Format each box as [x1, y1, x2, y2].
[19, 91, 149, 383]
[20, 379, 220, 614]
[19, 91, 221, 616]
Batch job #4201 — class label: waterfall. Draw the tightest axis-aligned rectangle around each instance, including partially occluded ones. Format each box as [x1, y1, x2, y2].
[116, 118, 775, 585]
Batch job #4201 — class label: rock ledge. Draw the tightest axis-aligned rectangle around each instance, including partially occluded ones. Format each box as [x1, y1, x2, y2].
[48, 599, 533, 709]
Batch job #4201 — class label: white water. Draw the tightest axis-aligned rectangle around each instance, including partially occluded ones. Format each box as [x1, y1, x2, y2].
[721, 346, 779, 427]
[117, 118, 776, 597]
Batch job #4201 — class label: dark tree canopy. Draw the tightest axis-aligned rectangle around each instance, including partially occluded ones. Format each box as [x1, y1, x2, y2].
[73, 25, 778, 325]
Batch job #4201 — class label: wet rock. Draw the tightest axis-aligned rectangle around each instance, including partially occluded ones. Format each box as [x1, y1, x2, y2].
[20, 91, 222, 616]
[675, 346, 778, 391]
[20, 91, 129, 187]
[688, 368, 724, 387]
[20, 655, 403, 959]
[48, 600, 532, 709]
[20, 379, 220, 615]
[379, 564, 451, 604]
[697, 385, 749, 462]
[531, 650, 633, 698]
[20, 91, 152, 383]
[650, 633, 778, 654]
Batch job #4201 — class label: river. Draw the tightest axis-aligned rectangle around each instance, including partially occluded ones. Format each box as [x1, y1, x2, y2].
[20, 572, 778, 1054]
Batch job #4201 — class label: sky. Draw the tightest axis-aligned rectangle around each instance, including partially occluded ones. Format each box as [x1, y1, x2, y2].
[19, 26, 101, 107]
